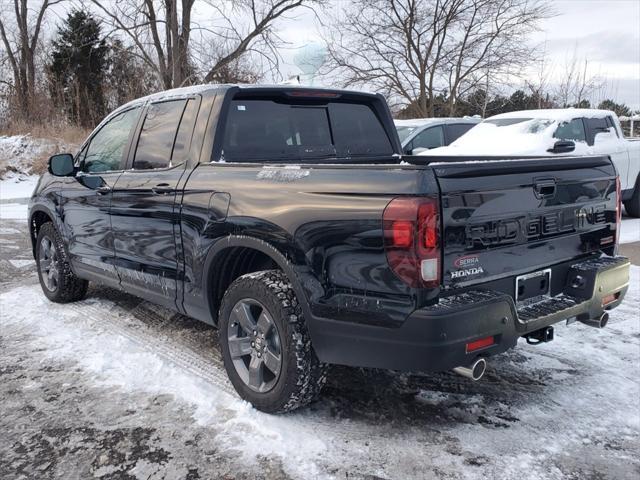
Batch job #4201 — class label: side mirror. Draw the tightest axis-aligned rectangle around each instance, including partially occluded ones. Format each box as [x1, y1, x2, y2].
[547, 140, 575, 154]
[411, 147, 428, 155]
[48, 153, 75, 177]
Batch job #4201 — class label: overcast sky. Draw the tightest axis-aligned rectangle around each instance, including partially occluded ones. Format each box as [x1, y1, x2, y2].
[40, 0, 640, 110]
[276, 0, 640, 110]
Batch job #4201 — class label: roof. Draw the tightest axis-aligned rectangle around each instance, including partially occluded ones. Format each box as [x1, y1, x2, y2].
[394, 117, 480, 127]
[488, 108, 615, 121]
[116, 83, 381, 113]
[137, 83, 379, 101]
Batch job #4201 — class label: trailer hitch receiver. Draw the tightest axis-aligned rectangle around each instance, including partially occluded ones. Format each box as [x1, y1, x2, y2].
[525, 326, 554, 345]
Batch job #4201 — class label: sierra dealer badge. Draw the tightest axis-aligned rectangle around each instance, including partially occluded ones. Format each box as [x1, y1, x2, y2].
[451, 254, 484, 279]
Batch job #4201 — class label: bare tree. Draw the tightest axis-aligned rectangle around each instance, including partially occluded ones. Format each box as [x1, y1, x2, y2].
[525, 40, 554, 109]
[322, 0, 551, 117]
[556, 46, 603, 107]
[89, 0, 319, 89]
[322, 0, 464, 117]
[443, 0, 551, 115]
[0, 0, 60, 119]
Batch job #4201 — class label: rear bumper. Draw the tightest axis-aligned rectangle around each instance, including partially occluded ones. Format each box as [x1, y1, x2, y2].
[309, 255, 630, 372]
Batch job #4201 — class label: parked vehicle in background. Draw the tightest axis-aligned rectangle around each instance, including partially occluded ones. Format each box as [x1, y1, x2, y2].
[394, 117, 480, 155]
[29, 87, 630, 413]
[421, 109, 640, 217]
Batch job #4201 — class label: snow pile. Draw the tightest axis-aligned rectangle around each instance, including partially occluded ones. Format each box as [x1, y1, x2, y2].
[0, 135, 52, 176]
[0, 134, 78, 178]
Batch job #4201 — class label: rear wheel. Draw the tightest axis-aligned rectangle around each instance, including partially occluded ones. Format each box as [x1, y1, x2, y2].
[36, 222, 88, 303]
[623, 177, 640, 218]
[219, 270, 327, 413]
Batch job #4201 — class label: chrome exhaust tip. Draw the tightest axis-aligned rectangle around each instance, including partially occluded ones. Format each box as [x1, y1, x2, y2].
[453, 358, 487, 381]
[579, 312, 609, 329]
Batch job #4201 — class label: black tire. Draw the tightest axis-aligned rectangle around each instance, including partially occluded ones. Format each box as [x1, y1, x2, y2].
[36, 222, 88, 303]
[219, 270, 328, 413]
[623, 176, 640, 218]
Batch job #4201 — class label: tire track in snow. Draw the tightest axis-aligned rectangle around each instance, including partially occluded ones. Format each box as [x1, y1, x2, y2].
[64, 297, 236, 397]
[64, 290, 388, 439]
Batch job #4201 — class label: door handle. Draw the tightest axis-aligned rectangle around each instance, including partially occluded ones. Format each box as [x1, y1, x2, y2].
[96, 186, 112, 195]
[152, 183, 175, 195]
[534, 180, 556, 198]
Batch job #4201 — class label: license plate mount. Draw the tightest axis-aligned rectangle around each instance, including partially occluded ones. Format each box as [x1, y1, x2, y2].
[515, 268, 552, 304]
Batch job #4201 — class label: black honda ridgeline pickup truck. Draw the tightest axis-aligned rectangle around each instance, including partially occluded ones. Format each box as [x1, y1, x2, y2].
[29, 85, 630, 413]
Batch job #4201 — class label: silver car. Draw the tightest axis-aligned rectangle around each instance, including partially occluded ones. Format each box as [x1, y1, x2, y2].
[395, 117, 481, 155]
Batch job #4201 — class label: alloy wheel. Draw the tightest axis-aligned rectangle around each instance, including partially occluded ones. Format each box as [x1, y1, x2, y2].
[39, 236, 59, 292]
[227, 298, 282, 393]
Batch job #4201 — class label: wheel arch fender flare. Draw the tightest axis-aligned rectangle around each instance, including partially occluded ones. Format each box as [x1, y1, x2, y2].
[28, 204, 66, 255]
[201, 234, 325, 329]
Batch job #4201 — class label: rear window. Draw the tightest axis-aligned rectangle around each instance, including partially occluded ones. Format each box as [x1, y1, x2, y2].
[484, 117, 553, 133]
[446, 123, 475, 142]
[484, 118, 532, 127]
[222, 99, 393, 162]
[396, 126, 419, 142]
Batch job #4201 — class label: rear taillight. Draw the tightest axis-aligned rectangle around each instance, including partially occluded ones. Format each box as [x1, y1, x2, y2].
[383, 197, 440, 288]
[615, 175, 621, 249]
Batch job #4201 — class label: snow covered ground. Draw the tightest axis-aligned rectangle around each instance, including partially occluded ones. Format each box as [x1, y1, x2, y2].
[0, 219, 639, 479]
[0, 173, 39, 200]
[0, 173, 38, 220]
[620, 216, 640, 244]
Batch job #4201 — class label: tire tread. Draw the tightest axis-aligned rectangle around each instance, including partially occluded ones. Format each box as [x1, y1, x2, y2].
[219, 270, 328, 413]
[37, 222, 88, 303]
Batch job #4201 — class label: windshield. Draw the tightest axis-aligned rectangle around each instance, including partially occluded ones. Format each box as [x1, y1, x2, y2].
[483, 117, 553, 133]
[484, 118, 532, 127]
[396, 125, 419, 142]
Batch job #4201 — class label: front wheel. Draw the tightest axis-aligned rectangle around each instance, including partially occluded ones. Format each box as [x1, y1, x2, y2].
[219, 270, 327, 413]
[36, 222, 88, 303]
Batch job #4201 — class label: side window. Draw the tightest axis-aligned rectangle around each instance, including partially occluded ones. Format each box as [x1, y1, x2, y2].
[446, 123, 475, 144]
[413, 126, 444, 150]
[404, 140, 414, 155]
[84, 108, 140, 173]
[554, 118, 586, 142]
[606, 116, 619, 137]
[133, 100, 187, 170]
[586, 117, 614, 145]
[172, 99, 199, 164]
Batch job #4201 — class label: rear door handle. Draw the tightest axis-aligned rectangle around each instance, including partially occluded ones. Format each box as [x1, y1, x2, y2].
[152, 183, 175, 195]
[96, 186, 112, 195]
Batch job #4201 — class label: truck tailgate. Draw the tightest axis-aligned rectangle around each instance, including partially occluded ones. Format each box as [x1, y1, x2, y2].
[432, 156, 618, 288]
